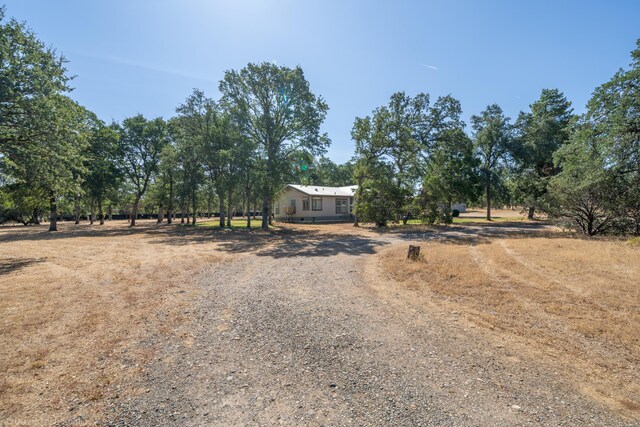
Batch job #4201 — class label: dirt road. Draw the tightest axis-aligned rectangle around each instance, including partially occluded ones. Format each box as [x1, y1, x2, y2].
[106, 224, 635, 426]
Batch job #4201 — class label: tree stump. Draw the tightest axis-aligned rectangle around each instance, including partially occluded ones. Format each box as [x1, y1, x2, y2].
[407, 245, 421, 260]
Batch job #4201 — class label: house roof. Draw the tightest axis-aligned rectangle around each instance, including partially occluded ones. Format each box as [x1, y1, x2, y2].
[285, 184, 357, 197]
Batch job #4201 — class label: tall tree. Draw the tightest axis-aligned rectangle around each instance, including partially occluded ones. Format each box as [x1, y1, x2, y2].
[471, 104, 514, 220]
[351, 92, 465, 226]
[157, 143, 178, 224]
[351, 111, 392, 226]
[33, 95, 91, 231]
[512, 89, 574, 219]
[219, 62, 330, 230]
[309, 156, 355, 187]
[118, 115, 168, 226]
[550, 39, 640, 235]
[422, 127, 479, 215]
[0, 7, 70, 157]
[85, 122, 121, 225]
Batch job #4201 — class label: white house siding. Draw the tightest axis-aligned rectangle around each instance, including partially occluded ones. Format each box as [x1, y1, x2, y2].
[451, 203, 466, 213]
[274, 187, 354, 223]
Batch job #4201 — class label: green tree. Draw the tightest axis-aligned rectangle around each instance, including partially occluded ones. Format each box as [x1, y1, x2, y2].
[32, 95, 91, 231]
[549, 40, 640, 235]
[309, 156, 355, 187]
[219, 62, 330, 230]
[0, 7, 70, 157]
[351, 111, 392, 226]
[157, 143, 178, 223]
[118, 115, 168, 226]
[512, 89, 574, 219]
[85, 122, 121, 225]
[471, 104, 514, 220]
[351, 92, 466, 226]
[355, 160, 404, 227]
[422, 127, 479, 217]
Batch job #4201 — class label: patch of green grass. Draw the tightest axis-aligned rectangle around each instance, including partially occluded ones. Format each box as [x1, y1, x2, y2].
[192, 218, 278, 230]
[453, 216, 526, 223]
[627, 236, 640, 246]
[403, 217, 527, 225]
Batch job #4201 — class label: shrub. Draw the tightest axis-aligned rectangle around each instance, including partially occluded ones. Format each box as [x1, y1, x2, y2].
[452, 209, 460, 217]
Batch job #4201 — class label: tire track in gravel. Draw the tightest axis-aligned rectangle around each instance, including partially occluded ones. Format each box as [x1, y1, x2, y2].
[107, 231, 635, 426]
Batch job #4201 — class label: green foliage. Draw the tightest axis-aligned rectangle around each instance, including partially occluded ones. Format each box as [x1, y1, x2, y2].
[117, 115, 168, 225]
[0, 9, 83, 227]
[471, 104, 514, 219]
[549, 40, 640, 235]
[305, 156, 354, 187]
[511, 89, 575, 216]
[0, 8, 70, 154]
[452, 209, 460, 217]
[85, 121, 122, 221]
[354, 161, 405, 227]
[352, 92, 466, 226]
[220, 62, 330, 229]
[423, 127, 479, 210]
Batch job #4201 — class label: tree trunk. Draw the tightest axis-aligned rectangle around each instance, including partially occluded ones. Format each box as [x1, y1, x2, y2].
[207, 196, 212, 221]
[261, 188, 270, 230]
[486, 181, 492, 221]
[167, 174, 174, 224]
[192, 187, 197, 225]
[527, 206, 535, 220]
[98, 199, 104, 225]
[186, 205, 191, 224]
[74, 194, 81, 225]
[191, 195, 198, 225]
[227, 186, 233, 227]
[31, 207, 40, 225]
[157, 204, 163, 223]
[89, 199, 95, 225]
[219, 190, 226, 227]
[130, 194, 141, 226]
[246, 186, 252, 229]
[48, 192, 58, 232]
[353, 176, 362, 227]
[180, 209, 185, 224]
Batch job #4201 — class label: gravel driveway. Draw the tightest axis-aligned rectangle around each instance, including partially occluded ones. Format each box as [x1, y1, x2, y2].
[107, 227, 635, 426]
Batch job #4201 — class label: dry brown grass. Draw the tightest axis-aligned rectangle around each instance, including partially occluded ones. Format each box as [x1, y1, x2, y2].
[0, 220, 225, 426]
[378, 237, 640, 418]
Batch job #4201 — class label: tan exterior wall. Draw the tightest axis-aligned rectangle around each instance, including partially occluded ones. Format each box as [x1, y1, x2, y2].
[274, 187, 353, 222]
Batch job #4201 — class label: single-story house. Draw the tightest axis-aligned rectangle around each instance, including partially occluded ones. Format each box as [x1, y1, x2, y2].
[274, 184, 357, 223]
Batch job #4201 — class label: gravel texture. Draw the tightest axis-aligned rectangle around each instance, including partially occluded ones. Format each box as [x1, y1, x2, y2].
[106, 228, 636, 426]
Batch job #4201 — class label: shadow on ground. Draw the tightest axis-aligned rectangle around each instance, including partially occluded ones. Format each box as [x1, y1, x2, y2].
[369, 221, 565, 245]
[0, 220, 575, 259]
[0, 257, 44, 276]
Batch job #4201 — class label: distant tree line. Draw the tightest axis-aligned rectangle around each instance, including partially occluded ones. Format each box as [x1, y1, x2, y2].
[0, 8, 638, 236]
[0, 8, 330, 231]
[352, 42, 640, 236]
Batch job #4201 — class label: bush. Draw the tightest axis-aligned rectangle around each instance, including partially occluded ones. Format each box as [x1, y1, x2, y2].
[417, 204, 452, 225]
[452, 209, 460, 217]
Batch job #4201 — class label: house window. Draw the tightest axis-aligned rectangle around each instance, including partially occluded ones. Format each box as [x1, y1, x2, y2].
[350, 197, 354, 213]
[312, 197, 322, 211]
[302, 197, 310, 211]
[336, 198, 348, 214]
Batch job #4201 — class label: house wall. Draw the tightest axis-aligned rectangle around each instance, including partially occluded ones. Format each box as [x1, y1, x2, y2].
[274, 188, 353, 222]
[452, 203, 466, 213]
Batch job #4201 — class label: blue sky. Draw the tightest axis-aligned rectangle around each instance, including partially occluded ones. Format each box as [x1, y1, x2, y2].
[4, 1, 640, 163]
